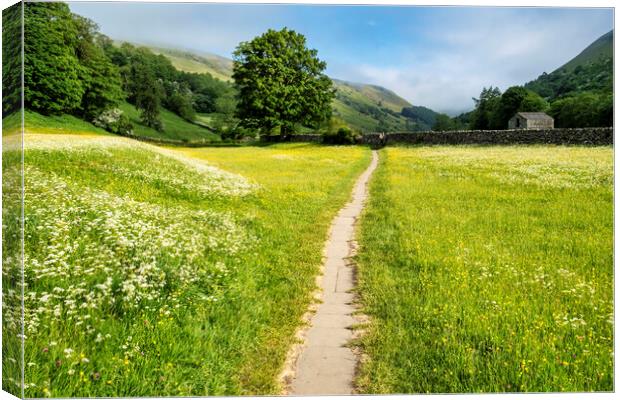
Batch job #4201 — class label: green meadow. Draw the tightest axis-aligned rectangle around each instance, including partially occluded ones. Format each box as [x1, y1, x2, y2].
[355, 146, 613, 393]
[7, 129, 370, 397]
[3, 112, 613, 395]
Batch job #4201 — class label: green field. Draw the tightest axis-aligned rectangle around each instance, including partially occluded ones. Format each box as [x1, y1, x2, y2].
[9, 134, 370, 397]
[118, 102, 220, 142]
[3, 124, 613, 396]
[355, 146, 613, 393]
[21, 110, 110, 136]
[13, 105, 220, 142]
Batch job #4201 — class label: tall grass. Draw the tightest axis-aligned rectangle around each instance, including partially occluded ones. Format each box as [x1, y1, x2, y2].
[2, 115, 24, 397]
[355, 146, 613, 393]
[9, 135, 369, 397]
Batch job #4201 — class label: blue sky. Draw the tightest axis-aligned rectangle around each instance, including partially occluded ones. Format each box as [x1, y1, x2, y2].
[69, 2, 613, 115]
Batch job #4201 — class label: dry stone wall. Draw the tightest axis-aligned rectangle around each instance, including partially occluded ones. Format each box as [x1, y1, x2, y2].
[118, 128, 613, 147]
[267, 128, 613, 146]
[372, 128, 613, 146]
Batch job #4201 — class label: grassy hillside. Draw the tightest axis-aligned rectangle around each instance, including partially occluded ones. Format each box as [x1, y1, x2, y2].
[149, 46, 234, 82]
[2, 111, 23, 136]
[118, 102, 220, 142]
[13, 104, 220, 143]
[560, 30, 613, 72]
[332, 79, 420, 131]
[333, 79, 410, 113]
[524, 30, 613, 100]
[23, 111, 110, 136]
[144, 44, 434, 132]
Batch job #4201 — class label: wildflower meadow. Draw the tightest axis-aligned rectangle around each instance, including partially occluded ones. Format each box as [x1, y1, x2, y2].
[355, 146, 613, 393]
[3, 134, 369, 396]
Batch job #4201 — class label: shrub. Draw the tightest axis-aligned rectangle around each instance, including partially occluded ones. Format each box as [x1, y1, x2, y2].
[93, 108, 133, 135]
[322, 127, 360, 145]
[218, 119, 256, 141]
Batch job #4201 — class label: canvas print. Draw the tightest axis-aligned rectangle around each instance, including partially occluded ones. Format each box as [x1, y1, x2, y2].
[1, 0, 614, 397]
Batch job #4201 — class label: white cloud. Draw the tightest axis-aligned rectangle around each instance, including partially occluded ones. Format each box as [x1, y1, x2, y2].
[69, 2, 289, 58]
[334, 8, 612, 114]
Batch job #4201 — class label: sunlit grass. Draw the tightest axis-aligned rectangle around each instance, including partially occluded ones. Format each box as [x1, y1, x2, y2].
[2, 105, 220, 142]
[9, 135, 370, 396]
[355, 145, 613, 393]
[117, 102, 220, 142]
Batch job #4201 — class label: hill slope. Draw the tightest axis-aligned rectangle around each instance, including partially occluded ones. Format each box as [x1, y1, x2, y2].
[141, 44, 436, 132]
[16, 104, 219, 143]
[560, 30, 613, 72]
[149, 46, 234, 82]
[525, 30, 613, 100]
[331, 79, 422, 131]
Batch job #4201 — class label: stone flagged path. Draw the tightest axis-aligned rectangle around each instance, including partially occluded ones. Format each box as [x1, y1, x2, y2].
[289, 150, 379, 395]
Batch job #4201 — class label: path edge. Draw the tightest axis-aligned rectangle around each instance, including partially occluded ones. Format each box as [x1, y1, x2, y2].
[277, 149, 379, 394]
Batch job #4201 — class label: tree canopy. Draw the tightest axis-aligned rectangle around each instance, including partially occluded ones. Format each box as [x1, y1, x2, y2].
[2, 3, 22, 115]
[469, 86, 549, 130]
[549, 92, 612, 128]
[232, 28, 334, 135]
[432, 113, 457, 131]
[470, 87, 501, 130]
[23, 2, 86, 114]
[492, 86, 548, 129]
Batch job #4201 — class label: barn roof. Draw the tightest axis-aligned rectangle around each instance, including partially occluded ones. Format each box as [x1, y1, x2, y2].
[515, 112, 554, 120]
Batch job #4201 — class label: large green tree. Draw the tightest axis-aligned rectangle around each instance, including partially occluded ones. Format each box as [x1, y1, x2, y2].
[470, 86, 501, 130]
[19, 2, 123, 118]
[2, 3, 22, 115]
[232, 28, 334, 136]
[432, 113, 455, 131]
[490, 86, 548, 129]
[72, 15, 123, 119]
[23, 2, 85, 114]
[129, 62, 164, 131]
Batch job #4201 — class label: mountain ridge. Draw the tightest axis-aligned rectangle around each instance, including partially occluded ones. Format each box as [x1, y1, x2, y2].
[524, 29, 613, 100]
[559, 30, 613, 72]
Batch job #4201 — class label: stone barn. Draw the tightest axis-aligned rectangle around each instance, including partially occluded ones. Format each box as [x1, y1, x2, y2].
[508, 112, 554, 129]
